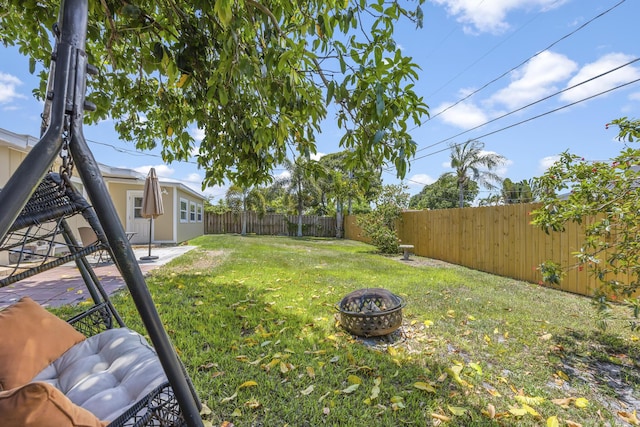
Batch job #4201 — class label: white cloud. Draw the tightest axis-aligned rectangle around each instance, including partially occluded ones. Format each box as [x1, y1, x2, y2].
[630, 92, 640, 101]
[310, 152, 325, 161]
[560, 53, 640, 103]
[191, 127, 205, 142]
[489, 51, 577, 109]
[0, 72, 26, 104]
[539, 155, 560, 172]
[408, 173, 435, 187]
[431, 0, 566, 35]
[434, 100, 489, 128]
[133, 164, 175, 177]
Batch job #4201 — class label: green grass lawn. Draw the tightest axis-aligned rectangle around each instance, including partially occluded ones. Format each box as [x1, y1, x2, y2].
[104, 235, 640, 426]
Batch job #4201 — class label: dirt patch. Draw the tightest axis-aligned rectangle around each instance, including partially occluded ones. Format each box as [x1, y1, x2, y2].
[169, 249, 226, 273]
[391, 255, 455, 269]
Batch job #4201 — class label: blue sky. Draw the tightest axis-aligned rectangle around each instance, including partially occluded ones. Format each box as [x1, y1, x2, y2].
[1, 0, 638, 202]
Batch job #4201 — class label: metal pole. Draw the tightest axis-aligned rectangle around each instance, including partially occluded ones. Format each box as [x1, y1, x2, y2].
[0, 40, 73, 240]
[62, 1, 203, 424]
[140, 218, 159, 261]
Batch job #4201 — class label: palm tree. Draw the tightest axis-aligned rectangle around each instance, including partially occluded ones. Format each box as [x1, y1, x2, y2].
[448, 140, 506, 208]
[274, 157, 321, 237]
[225, 185, 266, 236]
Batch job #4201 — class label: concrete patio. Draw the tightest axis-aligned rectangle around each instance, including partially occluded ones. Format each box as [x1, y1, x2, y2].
[0, 245, 196, 309]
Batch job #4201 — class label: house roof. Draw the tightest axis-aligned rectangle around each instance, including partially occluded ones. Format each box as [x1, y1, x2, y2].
[99, 163, 205, 200]
[0, 127, 205, 201]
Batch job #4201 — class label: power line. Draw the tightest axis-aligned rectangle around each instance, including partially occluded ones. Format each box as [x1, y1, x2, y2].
[415, 56, 640, 153]
[410, 77, 640, 163]
[415, 0, 627, 132]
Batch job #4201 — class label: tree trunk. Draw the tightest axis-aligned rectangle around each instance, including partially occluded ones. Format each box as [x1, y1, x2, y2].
[336, 200, 343, 239]
[241, 210, 247, 236]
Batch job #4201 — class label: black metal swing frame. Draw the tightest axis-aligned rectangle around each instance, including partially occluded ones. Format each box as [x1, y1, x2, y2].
[0, 1, 203, 426]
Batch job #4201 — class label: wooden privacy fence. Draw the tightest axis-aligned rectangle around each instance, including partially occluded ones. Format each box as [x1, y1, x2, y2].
[205, 211, 336, 237]
[344, 204, 617, 298]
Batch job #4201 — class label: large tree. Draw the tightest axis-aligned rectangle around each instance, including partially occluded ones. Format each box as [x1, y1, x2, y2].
[409, 174, 478, 209]
[0, 0, 428, 189]
[225, 184, 266, 236]
[317, 151, 381, 236]
[448, 140, 506, 208]
[273, 157, 320, 237]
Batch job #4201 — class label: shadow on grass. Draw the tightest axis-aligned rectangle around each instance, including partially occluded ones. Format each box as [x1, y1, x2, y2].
[552, 329, 640, 414]
[112, 271, 508, 427]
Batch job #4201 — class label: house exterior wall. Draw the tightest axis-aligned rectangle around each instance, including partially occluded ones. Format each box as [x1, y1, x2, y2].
[154, 186, 174, 242]
[175, 187, 204, 243]
[0, 146, 27, 185]
[107, 181, 132, 227]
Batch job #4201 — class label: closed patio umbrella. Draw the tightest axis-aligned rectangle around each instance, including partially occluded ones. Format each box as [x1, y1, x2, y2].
[140, 167, 164, 260]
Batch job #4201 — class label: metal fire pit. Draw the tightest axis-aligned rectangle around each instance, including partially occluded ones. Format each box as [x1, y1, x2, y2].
[337, 288, 405, 337]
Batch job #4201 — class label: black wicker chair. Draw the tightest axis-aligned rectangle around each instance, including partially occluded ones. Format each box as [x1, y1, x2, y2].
[0, 173, 196, 426]
[0, 1, 203, 425]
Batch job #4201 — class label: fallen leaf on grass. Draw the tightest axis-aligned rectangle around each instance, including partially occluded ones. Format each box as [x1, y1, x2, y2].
[244, 399, 261, 409]
[618, 410, 640, 425]
[448, 406, 468, 416]
[390, 396, 405, 411]
[306, 366, 315, 379]
[508, 406, 528, 417]
[220, 392, 237, 404]
[238, 381, 257, 389]
[347, 374, 362, 384]
[565, 421, 582, 427]
[515, 395, 545, 406]
[574, 397, 589, 408]
[200, 403, 212, 416]
[414, 381, 436, 393]
[551, 397, 574, 408]
[521, 403, 540, 417]
[231, 408, 242, 417]
[482, 404, 495, 419]
[547, 415, 559, 427]
[300, 385, 314, 396]
[431, 413, 451, 422]
[341, 384, 360, 394]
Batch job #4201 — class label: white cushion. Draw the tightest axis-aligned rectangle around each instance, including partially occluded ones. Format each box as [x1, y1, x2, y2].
[32, 328, 168, 422]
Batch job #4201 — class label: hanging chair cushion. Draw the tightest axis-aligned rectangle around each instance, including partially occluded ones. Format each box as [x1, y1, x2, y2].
[0, 381, 107, 427]
[0, 297, 86, 391]
[33, 327, 169, 422]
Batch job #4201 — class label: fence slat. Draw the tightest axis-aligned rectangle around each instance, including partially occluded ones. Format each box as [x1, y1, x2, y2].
[345, 204, 625, 298]
[204, 212, 337, 237]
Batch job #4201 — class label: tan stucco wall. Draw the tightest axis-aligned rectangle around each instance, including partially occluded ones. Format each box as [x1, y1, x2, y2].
[176, 188, 205, 243]
[106, 181, 133, 228]
[154, 186, 174, 242]
[0, 146, 27, 186]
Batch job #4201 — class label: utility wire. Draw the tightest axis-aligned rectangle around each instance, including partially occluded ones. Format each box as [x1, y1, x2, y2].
[415, 0, 627, 131]
[415, 56, 640, 153]
[410, 77, 640, 163]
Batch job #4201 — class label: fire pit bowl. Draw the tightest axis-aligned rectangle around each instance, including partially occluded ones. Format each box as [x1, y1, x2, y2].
[337, 288, 406, 337]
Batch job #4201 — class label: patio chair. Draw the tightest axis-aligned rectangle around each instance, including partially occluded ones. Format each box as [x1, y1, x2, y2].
[78, 226, 110, 264]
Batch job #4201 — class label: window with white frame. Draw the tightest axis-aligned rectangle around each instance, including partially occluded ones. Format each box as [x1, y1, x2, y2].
[180, 198, 189, 223]
[197, 204, 203, 222]
[189, 201, 196, 222]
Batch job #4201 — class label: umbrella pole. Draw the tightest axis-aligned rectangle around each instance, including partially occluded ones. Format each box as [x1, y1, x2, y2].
[140, 217, 158, 261]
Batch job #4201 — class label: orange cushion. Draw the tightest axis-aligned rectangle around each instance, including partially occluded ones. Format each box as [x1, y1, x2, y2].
[0, 297, 86, 390]
[0, 382, 108, 427]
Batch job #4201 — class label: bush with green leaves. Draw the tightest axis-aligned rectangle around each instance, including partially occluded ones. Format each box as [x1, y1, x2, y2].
[532, 117, 640, 329]
[357, 184, 408, 254]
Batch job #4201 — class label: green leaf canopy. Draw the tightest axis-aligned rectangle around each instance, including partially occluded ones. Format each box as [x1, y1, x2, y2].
[0, 0, 429, 189]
